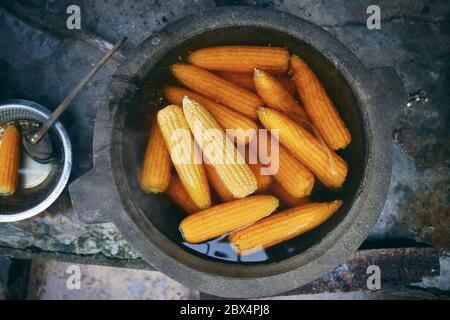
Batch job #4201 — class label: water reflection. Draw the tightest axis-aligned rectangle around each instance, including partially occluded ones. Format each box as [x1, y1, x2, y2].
[183, 235, 268, 263]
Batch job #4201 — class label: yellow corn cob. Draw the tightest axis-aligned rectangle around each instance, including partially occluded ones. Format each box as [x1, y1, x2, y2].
[204, 162, 235, 202]
[180, 195, 279, 243]
[0, 125, 21, 196]
[289, 108, 311, 126]
[253, 68, 307, 119]
[183, 97, 257, 199]
[171, 64, 263, 120]
[277, 75, 297, 98]
[215, 71, 256, 92]
[257, 129, 315, 197]
[290, 55, 351, 150]
[229, 200, 343, 255]
[166, 175, 200, 214]
[248, 161, 272, 193]
[257, 107, 348, 188]
[157, 105, 211, 209]
[163, 86, 257, 145]
[188, 46, 289, 74]
[244, 146, 272, 193]
[270, 181, 310, 208]
[275, 146, 315, 197]
[215, 72, 295, 95]
[139, 120, 171, 193]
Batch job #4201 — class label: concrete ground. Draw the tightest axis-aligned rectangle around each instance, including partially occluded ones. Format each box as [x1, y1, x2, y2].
[0, 252, 446, 299]
[0, 258, 10, 299]
[26, 261, 199, 300]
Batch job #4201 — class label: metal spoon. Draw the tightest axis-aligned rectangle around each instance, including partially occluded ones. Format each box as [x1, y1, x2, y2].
[23, 36, 127, 163]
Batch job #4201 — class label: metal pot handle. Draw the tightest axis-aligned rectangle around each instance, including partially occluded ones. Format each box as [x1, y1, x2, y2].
[69, 166, 118, 224]
[69, 89, 126, 225]
[368, 67, 408, 128]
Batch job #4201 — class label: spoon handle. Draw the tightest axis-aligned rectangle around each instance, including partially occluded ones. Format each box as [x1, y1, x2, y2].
[30, 36, 127, 144]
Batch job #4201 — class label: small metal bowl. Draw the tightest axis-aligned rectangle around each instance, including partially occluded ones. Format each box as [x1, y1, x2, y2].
[0, 99, 72, 222]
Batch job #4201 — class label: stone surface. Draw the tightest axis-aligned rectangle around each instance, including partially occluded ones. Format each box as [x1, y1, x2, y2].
[27, 260, 199, 299]
[0, 258, 10, 299]
[0, 0, 448, 294]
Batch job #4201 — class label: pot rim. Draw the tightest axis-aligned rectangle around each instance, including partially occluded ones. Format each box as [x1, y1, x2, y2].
[72, 6, 401, 298]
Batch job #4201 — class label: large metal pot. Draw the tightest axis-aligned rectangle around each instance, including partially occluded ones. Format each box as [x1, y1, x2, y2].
[69, 7, 406, 298]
